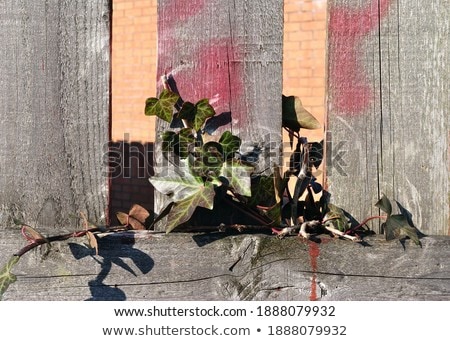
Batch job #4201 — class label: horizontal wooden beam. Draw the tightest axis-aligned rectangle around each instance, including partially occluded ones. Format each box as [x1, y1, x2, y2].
[1, 230, 448, 300]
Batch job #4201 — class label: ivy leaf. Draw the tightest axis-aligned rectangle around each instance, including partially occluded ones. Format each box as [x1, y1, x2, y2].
[86, 231, 98, 255]
[382, 214, 421, 246]
[166, 182, 215, 233]
[375, 194, 392, 216]
[145, 89, 180, 123]
[0, 256, 20, 300]
[149, 170, 208, 203]
[282, 95, 321, 131]
[178, 99, 216, 131]
[162, 131, 177, 155]
[21, 225, 48, 243]
[324, 203, 349, 232]
[220, 160, 254, 197]
[219, 131, 241, 159]
[116, 211, 129, 226]
[375, 195, 421, 246]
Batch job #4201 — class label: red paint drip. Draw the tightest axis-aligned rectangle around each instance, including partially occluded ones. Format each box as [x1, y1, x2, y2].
[328, 0, 392, 115]
[308, 241, 320, 301]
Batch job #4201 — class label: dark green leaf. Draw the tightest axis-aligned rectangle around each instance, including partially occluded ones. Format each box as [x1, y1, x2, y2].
[383, 214, 421, 246]
[219, 131, 241, 159]
[145, 89, 180, 122]
[177, 101, 196, 122]
[177, 99, 216, 131]
[0, 256, 20, 300]
[161, 131, 177, 154]
[375, 194, 392, 216]
[193, 99, 216, 131]
[282, 95, 321, 131]
[202, 141, 224, 168]
[176, 128, 195, 158]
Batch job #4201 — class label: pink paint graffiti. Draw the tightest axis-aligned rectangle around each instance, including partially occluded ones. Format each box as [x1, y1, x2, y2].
[157, 1, 244, 123]
[328, 0, 391, 114]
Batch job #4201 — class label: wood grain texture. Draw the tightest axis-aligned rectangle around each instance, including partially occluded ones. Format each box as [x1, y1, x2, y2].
[0, 1, 110, 229]
[1, 229, 449, 300]
[154, 0, 283, 216]
[326, 0, 449, 235]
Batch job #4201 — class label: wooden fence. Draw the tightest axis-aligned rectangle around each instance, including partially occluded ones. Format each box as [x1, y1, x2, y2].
[0, 0, 110, 229]
[326, 0, 449, 235]
[0, 0, 448, 301]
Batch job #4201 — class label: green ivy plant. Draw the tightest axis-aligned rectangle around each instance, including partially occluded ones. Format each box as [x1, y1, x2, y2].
[143, 82, 421, 247]
[0, 83, 422, 300]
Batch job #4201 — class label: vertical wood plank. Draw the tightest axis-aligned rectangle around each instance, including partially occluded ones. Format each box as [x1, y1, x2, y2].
[326, 0, 449, 235]
[154, 0, 283, 214]
[0, 0, 110, 229]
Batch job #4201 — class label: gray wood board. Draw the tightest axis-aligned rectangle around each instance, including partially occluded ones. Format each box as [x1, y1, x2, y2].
[154, 0, 283, 216]
[0, 0, 110, 229]
[326, 1, 449, 235]
[1, 230, 448, 300]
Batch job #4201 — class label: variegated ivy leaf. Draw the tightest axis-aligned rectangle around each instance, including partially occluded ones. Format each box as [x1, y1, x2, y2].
[221, 160, 254, 197]
[165, 182, 216, 233]
[219, 131, 241, 159]
[324, 203, 349, 232]
[149, 169, 209, 203]
[145, 89, 180, 123]
[0, 256, 20, 300]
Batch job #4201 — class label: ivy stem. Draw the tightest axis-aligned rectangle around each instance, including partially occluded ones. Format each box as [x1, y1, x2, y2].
[343, 215, 387, 235]
[14, 225, 131, 258]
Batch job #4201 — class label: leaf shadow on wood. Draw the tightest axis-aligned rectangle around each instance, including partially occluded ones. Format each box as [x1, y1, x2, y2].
[69, 234, 154, 301]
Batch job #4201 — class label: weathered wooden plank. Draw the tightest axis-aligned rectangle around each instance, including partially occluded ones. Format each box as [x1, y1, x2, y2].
[0, 1, 110, 229]
[1, 230, 449, 300]
[326, 0, 449, 235]
[154, 0, 283, 215]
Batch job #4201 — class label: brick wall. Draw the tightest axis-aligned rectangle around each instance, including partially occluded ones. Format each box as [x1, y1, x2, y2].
[110, 0, 328, 220]
[283, 0, 327, 143]
[111, 0, 158, 143]
[110, 0, 158, 223]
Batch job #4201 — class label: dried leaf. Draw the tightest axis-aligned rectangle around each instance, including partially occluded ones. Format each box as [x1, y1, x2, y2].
[86, 231, 98, 255]
[282, 95, 321, 131]
[21, 225, 47, 243]
[128, 204, 150, 225]
[116, 211, 129, 226]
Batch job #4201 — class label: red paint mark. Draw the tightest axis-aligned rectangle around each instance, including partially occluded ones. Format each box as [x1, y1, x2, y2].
[308, 241, 320, 301]
[157, 1, 244, 123]
[328, 0, 392, 114]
